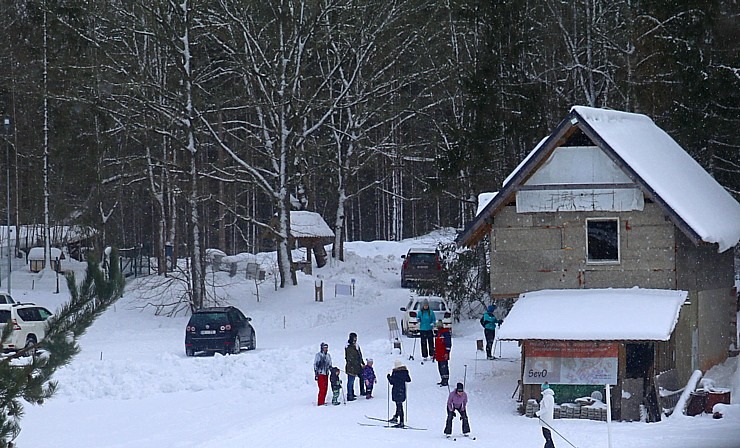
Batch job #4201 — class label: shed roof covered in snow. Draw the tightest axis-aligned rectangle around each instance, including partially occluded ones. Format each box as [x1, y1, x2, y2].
[290, 211, 335, 239]
[457, 107, 740, 252]
[28, 247, 62, 260]
[497, 288, 687, 341]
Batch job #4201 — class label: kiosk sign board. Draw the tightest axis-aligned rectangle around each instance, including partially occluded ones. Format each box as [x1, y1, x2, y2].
[523, 341, 618, 385]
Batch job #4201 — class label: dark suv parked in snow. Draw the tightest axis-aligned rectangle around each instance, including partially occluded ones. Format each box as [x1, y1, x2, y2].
[400, 247, 442, 288]
[185, 306, 256, 356]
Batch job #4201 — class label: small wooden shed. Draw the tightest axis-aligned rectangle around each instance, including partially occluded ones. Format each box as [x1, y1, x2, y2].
[498, 288, 687, 422]
[289, 211, 335, 274]
[28, 247, 63, 273]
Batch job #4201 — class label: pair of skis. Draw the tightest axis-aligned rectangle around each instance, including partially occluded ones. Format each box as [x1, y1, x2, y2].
[358, 415, 426, 430]
[360, 416, 478, 440]
[446, 433, 477, 441]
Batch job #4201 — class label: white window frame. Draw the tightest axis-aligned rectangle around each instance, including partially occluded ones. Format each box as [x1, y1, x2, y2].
[586, 218, 620, 264]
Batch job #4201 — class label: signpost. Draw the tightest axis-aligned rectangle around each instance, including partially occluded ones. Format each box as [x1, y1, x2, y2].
[524, 341, 617, 448]
[523, 341, 618, 385]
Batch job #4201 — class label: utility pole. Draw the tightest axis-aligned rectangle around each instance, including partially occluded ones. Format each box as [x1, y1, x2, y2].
[4, 117, 10, 293]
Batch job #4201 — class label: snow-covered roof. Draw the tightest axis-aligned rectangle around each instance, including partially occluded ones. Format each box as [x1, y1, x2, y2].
[221, 252, 258, 264]
[457, 107, 740, 252]
[497, 288, 687, 341]
[205, 248, 227, 260]
[572, 106, 740, 252]
[290, 211, 334, 239]
[476, 192, 497, 216]
[28, 247, 62, 260]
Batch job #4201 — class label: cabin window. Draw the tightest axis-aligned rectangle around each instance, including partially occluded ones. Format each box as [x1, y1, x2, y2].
[586, 218, 619, 263]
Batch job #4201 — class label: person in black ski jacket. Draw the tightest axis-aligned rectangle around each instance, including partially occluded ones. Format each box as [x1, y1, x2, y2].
[387, 359, 411, 427]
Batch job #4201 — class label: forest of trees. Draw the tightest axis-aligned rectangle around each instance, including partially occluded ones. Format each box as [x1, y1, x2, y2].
[0, 1, 737, 298]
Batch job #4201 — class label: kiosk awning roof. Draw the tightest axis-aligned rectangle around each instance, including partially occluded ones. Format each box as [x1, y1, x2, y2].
[497, 288, 687, 342]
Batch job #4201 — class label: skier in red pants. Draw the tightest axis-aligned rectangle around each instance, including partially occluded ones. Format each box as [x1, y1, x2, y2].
[314, 342, 333, 405]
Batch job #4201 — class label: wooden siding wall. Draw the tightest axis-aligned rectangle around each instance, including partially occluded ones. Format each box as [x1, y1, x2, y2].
[490, 202, 675, 295]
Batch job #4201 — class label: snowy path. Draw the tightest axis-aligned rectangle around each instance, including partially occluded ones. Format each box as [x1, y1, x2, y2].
[11, 234, 740, 447]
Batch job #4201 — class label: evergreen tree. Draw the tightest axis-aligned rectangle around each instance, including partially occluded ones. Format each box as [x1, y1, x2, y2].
[0, 250, 124, 447]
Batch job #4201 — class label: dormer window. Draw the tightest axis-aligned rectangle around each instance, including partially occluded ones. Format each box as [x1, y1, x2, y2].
[586, 218, 620, 264]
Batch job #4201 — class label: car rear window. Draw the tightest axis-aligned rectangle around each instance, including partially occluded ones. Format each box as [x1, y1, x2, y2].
[407, 253, 437, 265]
[190, 312, 229, 326]
[427, 301, 446, 311]
[413, 300, 446, 311]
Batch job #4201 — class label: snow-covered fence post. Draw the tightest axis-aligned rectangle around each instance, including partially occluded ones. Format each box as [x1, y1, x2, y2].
[315, 279, 323, 302]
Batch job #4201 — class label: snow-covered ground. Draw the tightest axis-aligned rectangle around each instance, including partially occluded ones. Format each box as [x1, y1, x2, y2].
[8, 230, 740, 447]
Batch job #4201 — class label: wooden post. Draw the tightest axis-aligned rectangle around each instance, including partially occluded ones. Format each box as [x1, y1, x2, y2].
[315, 279, 323, 302]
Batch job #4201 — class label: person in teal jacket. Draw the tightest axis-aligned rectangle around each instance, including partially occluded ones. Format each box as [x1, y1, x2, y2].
[418, 299, 436, 360]
[480, 305, 500, 359]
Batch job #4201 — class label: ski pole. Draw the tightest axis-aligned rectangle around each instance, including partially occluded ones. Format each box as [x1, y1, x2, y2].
[387, 374, 391, 426]
[538, 417, 578, 448]
[409, 336, 417, 361]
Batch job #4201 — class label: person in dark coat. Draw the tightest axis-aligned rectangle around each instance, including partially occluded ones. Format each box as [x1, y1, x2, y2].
[387, 359, 411, 427]
[444, 382, 470, 436]
[433, 320, 452, 386]
[344, 332, 365, 401]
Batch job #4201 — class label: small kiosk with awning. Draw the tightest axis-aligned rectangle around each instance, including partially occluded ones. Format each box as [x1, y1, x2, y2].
[498, 288, 687, 422]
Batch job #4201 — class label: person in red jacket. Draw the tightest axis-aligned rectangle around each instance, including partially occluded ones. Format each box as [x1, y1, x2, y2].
[433, 320, 451, 387]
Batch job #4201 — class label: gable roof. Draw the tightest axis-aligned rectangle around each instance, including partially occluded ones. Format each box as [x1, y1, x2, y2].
[290, 211, 335, 239]
[497, 288, 687, 341]
[457, 106, 740, 252]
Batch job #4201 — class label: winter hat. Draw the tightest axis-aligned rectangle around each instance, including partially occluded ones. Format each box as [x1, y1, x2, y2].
[435, 320, 444, 328]
[540, 382, 550, 391]
[394, 359, 404, 369]
[422, 299, 430, 307]
[320, 342, 328, 349]
[349, 332, 358, 343]
[487, 305, 496, 313]
[456, 382, 464, 392]
[366, 358, 374, 364]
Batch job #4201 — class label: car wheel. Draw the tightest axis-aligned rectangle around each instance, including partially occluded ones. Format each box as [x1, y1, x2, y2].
[185, 347, 195, 357]
[231, 336, 241, 355]
[23, 336, 37, 358]
[248, 331, 256, 350]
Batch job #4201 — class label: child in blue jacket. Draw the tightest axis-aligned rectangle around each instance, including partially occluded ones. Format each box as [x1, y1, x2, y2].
[362, 358, 377, 399]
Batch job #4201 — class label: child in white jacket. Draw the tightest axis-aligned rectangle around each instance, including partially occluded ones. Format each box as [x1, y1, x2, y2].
[535, 382, 556, 448]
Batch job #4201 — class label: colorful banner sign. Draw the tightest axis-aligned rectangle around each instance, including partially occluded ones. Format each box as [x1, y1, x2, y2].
[523, 341, 618, 385]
